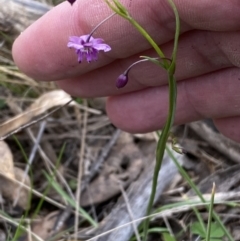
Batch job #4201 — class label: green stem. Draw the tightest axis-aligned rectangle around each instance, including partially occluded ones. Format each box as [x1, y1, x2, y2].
[105, 0, 169, 68]
[167, 0, 180, 65]
[206, 183, 215, 241]
[143, 0, 180, 239]
[104, 1, 180, 240]
[126, 18, 167, 64]
[142, 72, 177, 241]
[193, 207, 207, 234]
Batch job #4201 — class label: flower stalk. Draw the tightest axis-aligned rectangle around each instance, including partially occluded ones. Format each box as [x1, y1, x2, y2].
[142, 1, 180, 239]
[104, 1, 180, 240]
[86, 12, 116, 42]
[116, 58, 159, 88]
[105, 0, 169, 69]
[67, 13, 116, 62]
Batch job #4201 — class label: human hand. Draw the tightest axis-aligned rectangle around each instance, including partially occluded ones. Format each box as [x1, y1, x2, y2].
[12, 0, 240, 142]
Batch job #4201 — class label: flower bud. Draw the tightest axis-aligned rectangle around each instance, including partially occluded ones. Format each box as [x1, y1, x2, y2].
[67, 0, 76, 4]
[116, 74, 128, 88]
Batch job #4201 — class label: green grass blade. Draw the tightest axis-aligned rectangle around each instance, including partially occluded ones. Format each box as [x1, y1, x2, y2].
[166, 146, 234, 241]
[206, 183, 216, 241]
[44, 172, 98, 227]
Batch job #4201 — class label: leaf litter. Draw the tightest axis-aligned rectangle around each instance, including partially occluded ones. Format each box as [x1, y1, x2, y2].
[0, 140, 30, 210]
[1, 1, 240, 241]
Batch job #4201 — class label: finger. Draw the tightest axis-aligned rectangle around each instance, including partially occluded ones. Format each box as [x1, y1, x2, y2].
[105, 67, 240, 133]
[58, 30, 240, 97]
[12, 0, 240, 81]
[176, 0, 240, 31]
[213, 117, 240, 142]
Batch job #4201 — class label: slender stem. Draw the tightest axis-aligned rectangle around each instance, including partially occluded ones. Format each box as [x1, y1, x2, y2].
[124, 58, 158, 75]
[105, 0, 169, 68]
[126, 18, 167, 65]
[104, 1, 180, 240]
[143, 0, 180, 241]
[167, 0, 180, 66]
[206, 183, 215, 241]
[142, 0, 180, 239]
[143, 72, 177, 241]
[193, 207, 206, 234]
[86, 13, 116, 42]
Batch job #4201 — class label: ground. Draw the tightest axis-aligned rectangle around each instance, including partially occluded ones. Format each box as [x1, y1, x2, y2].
[0, 0, 240, 241]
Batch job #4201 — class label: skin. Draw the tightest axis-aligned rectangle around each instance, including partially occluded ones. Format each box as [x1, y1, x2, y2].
[12, 0, 240, 142]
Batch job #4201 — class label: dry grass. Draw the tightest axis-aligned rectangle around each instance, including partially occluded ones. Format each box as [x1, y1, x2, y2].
[1, 1, 240, 241]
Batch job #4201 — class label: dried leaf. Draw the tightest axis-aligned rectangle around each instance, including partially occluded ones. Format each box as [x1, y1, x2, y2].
[81, 133, 143, 206]
[19, 211, 64, 241]
[80, 159, 143, 206]
[233, 226, 240, 241]
[13, 167, 31, 210]
[0, 140, 30, 209]
[0, 90, 72, 138]
[0, 167, 31, 210]
[31, 211, 60, 240]
[187, 164, 240, 196]
[0, 90, 101, 140]
[0, 141, 15, 179]
[0, 229, 6, 241]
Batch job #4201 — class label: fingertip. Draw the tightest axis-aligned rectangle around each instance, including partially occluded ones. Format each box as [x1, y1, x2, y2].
[106, 95, 138, 133]
[12, 2, 76, 80]
[213, 117, 240, 142]
[106, 91, 165, 133]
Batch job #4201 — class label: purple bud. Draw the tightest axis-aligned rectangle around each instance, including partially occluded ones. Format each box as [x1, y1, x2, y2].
[116, 74, 128, 88]
[67, 0, 76, 5]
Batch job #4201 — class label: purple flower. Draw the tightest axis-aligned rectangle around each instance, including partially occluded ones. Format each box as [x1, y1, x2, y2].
[67, 35, 111, 63]
[116, 74, 128, 88]
[67, 0, 76, 4]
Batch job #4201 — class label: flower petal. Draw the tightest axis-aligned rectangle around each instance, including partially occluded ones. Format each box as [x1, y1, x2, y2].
[68, 36, 82, 44]
[68, 34, 111, 62]
[93, 43, 111, 52]
[91, 38, 104, 44]
[67, 42, 84, 50]
[87, 53, 92, 62]
[77, 51, 84, 63]
[91, 49, 98, 61]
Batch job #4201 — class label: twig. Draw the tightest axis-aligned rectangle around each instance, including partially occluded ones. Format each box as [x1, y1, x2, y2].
[0, 100, 73, 140]
[27, 127, 75, 202]
[0, 0, 51, 35]
[0, 171, 66, 209]
[163, 191, 240, 203]
[52, 129, 121, 234]
[189, 121, 240, 164]
[74, 99, 88, 239]
[85, 198, 236, 241]
[81, 129, 121, 191]
[118, 181, 141, 241]
[90, 151, 181, 241]
[13, 121, 46, 207]
[0, 213, 43, 241]
[26, 220, 33, 241]
[163, 216, 174, 237]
